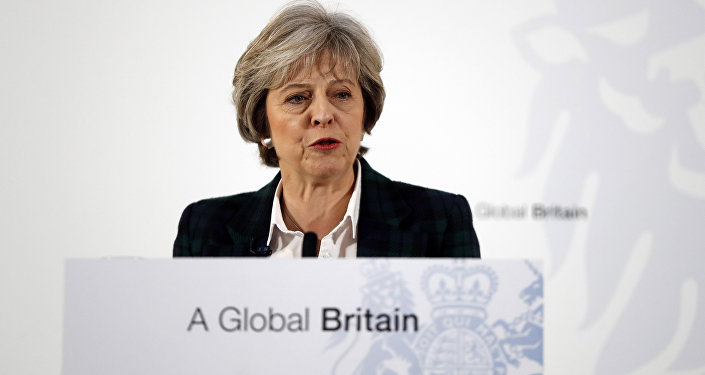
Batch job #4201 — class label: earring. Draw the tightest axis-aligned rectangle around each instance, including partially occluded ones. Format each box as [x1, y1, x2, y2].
[262, 138, 274, 149]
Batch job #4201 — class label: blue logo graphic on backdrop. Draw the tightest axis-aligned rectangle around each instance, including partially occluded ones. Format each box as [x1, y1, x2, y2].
[514, 3, 705, 371]
[329, 260, 543, 375]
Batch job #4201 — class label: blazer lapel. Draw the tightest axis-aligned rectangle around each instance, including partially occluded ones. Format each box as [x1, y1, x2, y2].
[356, 158, 428, 257]
[220, 159, 427, 257]
[224, 173, 280, 256]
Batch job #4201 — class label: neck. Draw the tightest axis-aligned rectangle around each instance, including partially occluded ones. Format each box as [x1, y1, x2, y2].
[279, 164, 356, 239]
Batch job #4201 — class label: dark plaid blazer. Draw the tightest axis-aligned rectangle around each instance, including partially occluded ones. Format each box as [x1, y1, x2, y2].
[173, 158, 480, 258]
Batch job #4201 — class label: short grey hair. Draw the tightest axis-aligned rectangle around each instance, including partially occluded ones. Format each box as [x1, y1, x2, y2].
[232, 1, 385, 167]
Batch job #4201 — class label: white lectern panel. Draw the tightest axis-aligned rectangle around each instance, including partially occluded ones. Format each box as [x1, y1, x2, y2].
[63, 258, 543, 374]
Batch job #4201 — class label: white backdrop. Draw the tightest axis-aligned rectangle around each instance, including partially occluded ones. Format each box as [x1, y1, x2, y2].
[1, 0, 704, 373]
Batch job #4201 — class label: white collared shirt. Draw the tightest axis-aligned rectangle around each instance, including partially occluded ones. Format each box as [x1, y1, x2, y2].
[266, 159, 361, 258]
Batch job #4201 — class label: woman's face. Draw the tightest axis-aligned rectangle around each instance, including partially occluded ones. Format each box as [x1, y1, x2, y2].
[265, 58, 365, 183]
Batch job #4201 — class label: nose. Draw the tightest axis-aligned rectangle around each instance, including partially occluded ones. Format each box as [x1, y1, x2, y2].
[310, 97, 334, 127]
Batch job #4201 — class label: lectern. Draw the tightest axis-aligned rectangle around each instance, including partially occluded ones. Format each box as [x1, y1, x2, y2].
[63, 258, 543, 374]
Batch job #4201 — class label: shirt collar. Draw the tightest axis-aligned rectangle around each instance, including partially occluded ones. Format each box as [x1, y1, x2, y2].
[266, 159, 362, 245]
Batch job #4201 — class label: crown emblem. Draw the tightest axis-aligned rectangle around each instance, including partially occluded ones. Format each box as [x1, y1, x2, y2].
[421, 265, 498, 315]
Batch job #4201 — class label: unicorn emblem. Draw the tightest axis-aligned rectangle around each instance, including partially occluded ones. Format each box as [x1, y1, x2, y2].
[327, 259, 421, 375]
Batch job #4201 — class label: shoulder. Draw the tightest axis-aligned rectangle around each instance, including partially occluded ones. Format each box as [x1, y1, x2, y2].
[183, 172, 280, 223]
[390, 179, 467, 203]
[359, 158, 479, 257]
[393, 181, 479, 258]
[173, 192, 256, 257]
[389, 179, 473, 224]
[183, 191, 258, 221]
[173, 175, 279, 257]
[360, 158, 471, 218]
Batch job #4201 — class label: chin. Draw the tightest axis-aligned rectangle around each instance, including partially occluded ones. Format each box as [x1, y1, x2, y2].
[306, 157, 353, 180]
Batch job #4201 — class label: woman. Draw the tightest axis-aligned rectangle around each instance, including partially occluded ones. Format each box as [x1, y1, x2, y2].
[173, 2, 480, 258]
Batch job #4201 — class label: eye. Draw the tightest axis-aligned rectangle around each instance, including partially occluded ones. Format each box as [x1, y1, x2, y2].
[285, 94, 307, 104]
[335, 91, 352, 100]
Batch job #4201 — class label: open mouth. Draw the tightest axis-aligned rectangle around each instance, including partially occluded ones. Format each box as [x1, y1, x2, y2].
[311, 138, 340, 149]
[312, 138, 340, 145]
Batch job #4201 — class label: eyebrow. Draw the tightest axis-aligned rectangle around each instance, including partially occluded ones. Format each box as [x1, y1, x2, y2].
[329, 78, 355, 86]
[278, 79, 356, 92]
[278, 83, 310, 92]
